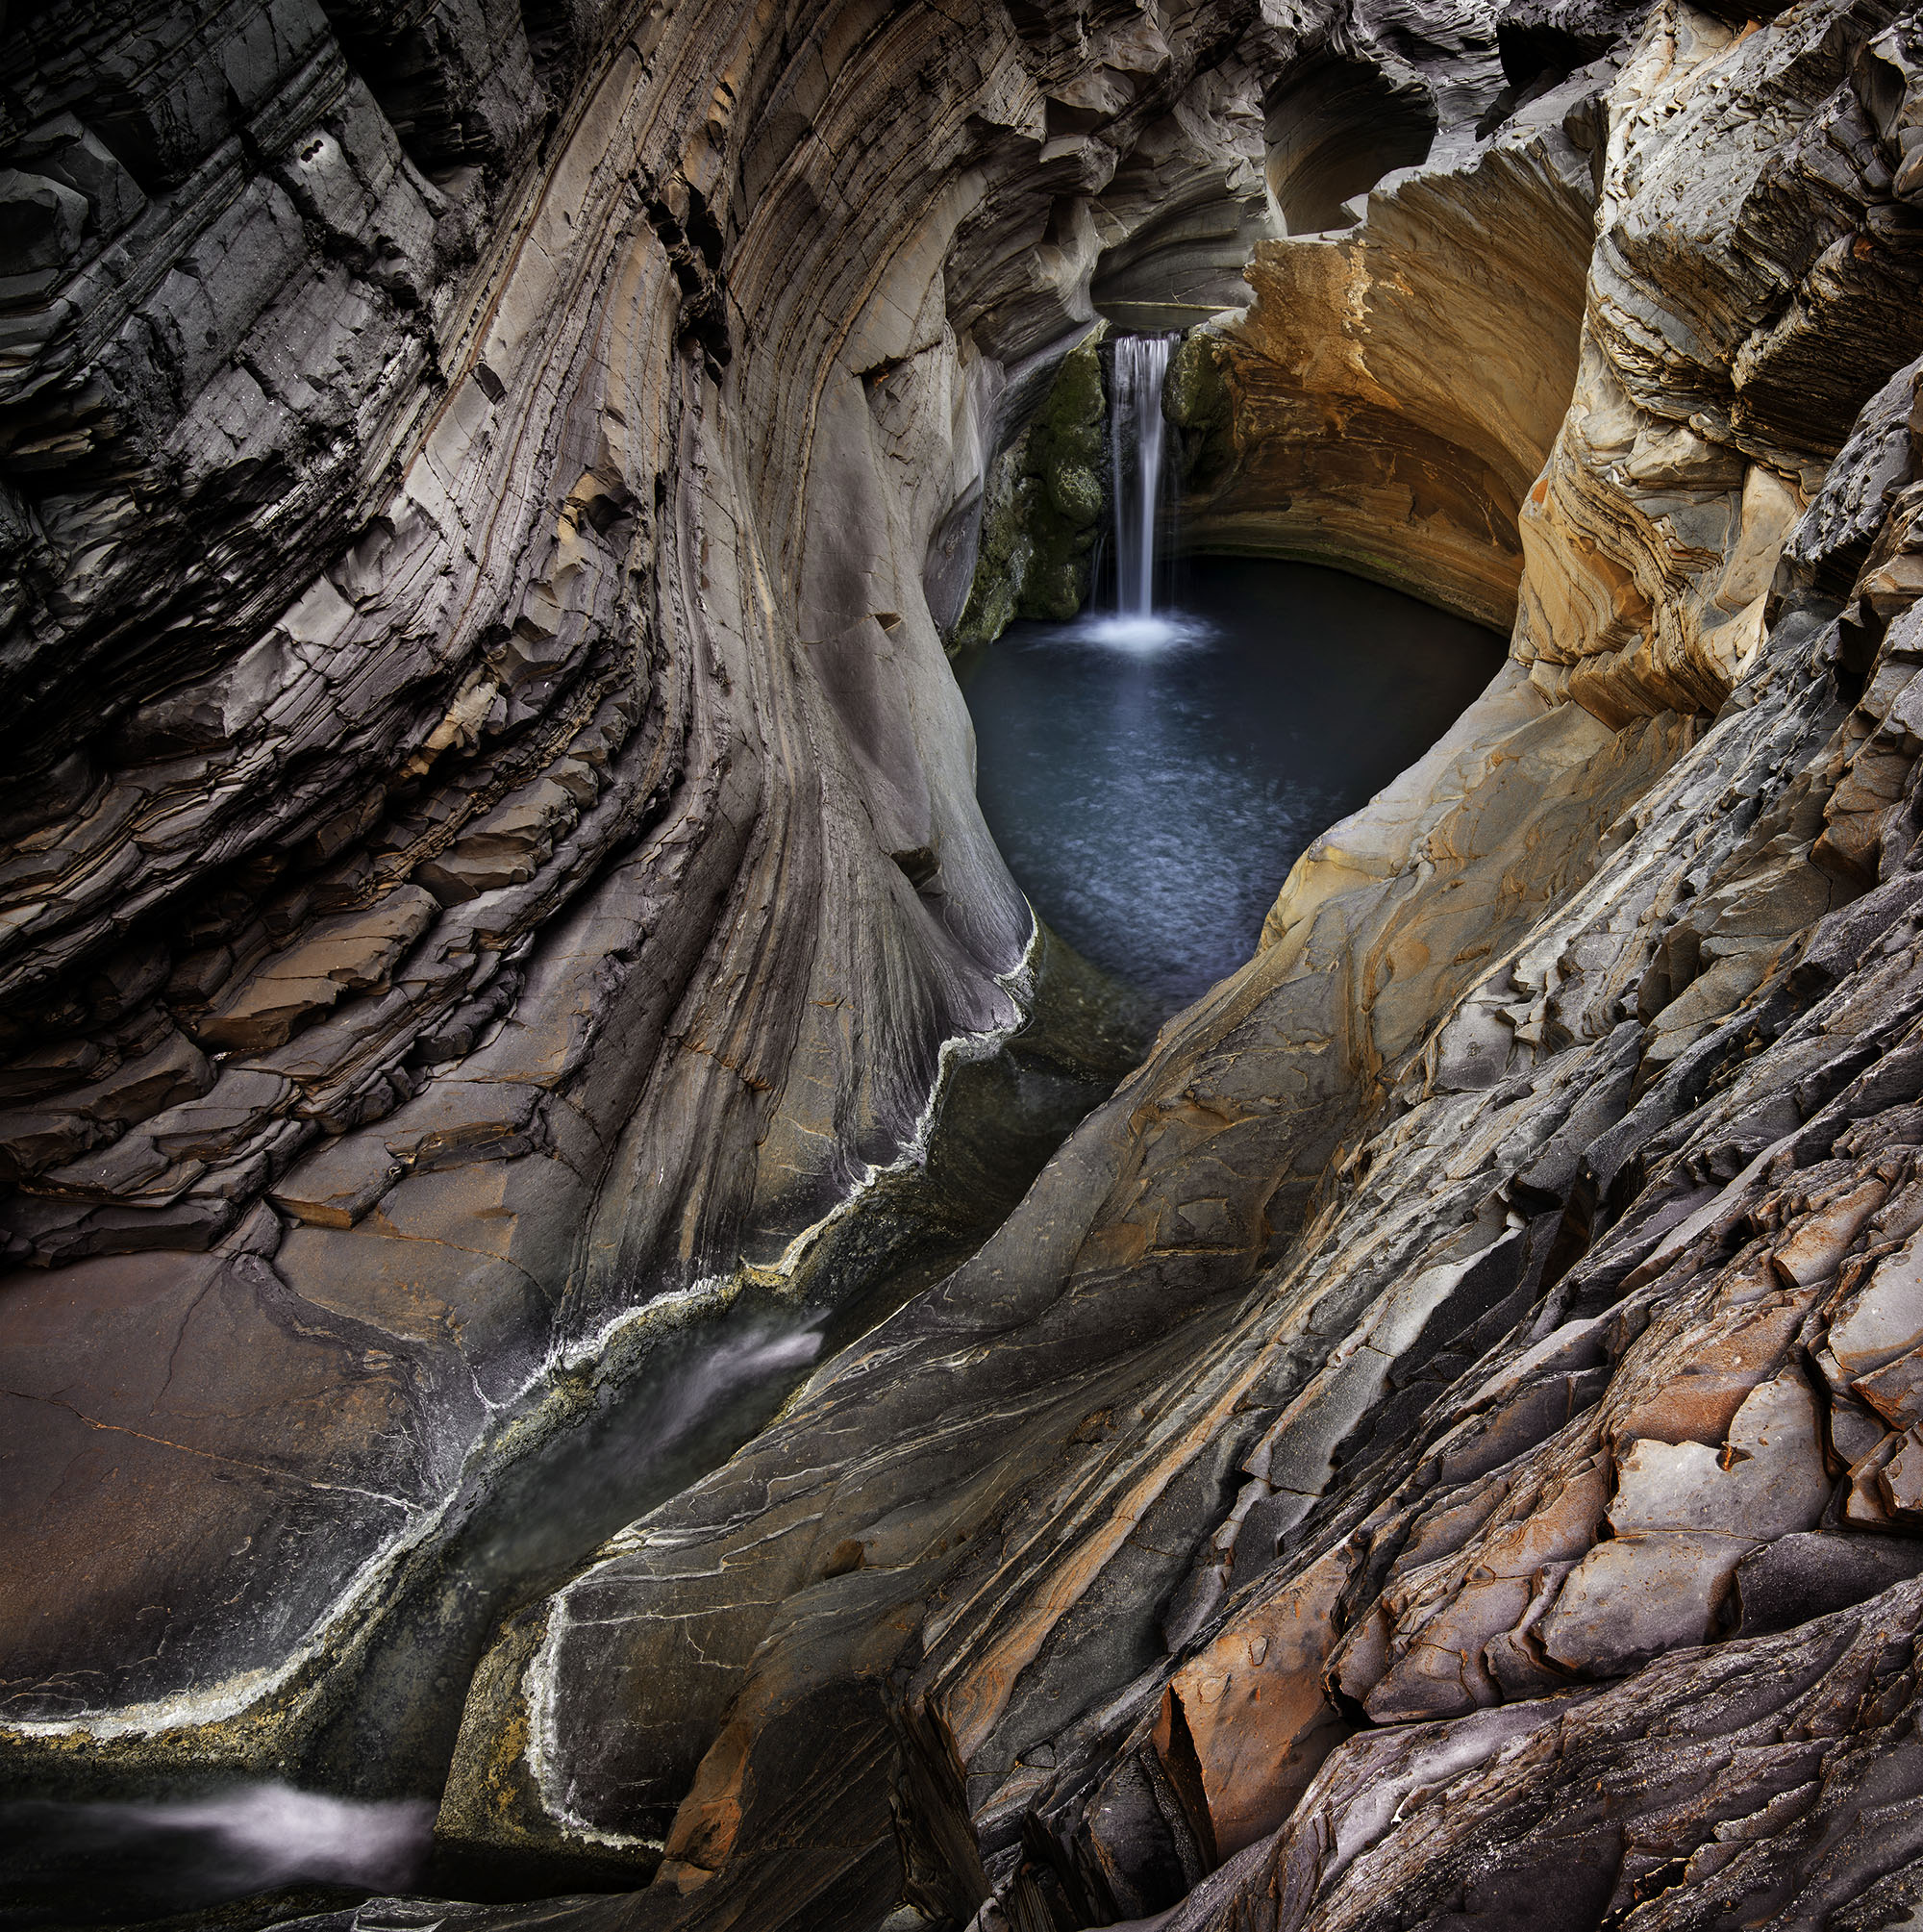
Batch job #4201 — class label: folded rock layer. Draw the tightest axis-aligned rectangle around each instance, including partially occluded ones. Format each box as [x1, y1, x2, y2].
[0, 0, 1256, 1772]
[9, 0, 1923, 1930]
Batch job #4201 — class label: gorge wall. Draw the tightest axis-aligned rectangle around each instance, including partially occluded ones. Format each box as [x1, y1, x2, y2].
[0, 0, 1261, 1778]
[8, 0, 1923, 1930]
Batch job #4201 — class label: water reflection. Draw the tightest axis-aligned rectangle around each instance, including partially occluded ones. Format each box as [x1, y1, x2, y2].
[959, 557, 1506, 1015]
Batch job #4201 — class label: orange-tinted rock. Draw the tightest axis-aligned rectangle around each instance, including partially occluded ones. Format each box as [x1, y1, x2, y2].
[1166, 1549, 1351, 1858]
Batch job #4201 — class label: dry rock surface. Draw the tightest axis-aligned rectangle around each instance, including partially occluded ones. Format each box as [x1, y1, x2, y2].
[9, 0, 1923, 1930]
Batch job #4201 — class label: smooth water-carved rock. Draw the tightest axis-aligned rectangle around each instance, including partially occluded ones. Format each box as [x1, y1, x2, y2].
[12, 0, 1923, 1928]
[1171, 66, 1604, 631]
[0, 0, 1241, 1791]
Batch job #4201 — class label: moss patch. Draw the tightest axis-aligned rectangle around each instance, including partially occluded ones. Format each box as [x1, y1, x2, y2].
[952, 328, 1109, 650]
[1164, 327, 1234, 489]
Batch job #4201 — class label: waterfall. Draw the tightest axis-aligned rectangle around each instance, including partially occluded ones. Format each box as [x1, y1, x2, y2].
[1108, 333, 1176, 624]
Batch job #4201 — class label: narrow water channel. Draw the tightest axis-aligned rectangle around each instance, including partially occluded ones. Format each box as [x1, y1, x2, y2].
[957, 556, 1508, 1016]
[0, 935, 1150, 1926]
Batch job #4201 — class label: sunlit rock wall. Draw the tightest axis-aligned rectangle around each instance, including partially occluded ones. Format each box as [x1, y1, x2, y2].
[1518, 0, 1923, 722]
[1171, 67, 1603, 632]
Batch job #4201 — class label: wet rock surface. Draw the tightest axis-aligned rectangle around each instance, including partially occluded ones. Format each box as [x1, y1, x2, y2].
[11, 0, 1923, 1929]
[950, 328, 1111, 649]
[1, 0, 1217, 1786]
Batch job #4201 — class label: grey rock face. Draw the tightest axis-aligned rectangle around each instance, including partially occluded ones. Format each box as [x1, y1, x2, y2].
[13, 0, 1923, 1930]
[0, 0, 1247, 1780]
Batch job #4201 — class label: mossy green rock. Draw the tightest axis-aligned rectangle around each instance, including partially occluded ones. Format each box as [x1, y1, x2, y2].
[951, 327, 1109, 649]
[1163, 330, 1228, 430]
[1046, 461, 1103, 526]
[1022, 548, 1086, 621]
[1164, 328, 1233, 488]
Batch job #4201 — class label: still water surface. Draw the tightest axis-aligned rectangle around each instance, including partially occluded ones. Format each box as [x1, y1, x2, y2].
[959, 556, 1507, 1016]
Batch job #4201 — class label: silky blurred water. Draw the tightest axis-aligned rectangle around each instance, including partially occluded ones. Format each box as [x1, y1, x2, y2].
[1109, 334, 1176, 621]
[0, 1319, 830, 1925]
[0, 1784, 437, 1925]
[959, 556, 1506, 1016]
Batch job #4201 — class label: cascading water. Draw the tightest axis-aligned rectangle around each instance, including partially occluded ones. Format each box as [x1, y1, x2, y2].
[962, 333, 1506, 1013]
[1103, 333, 1178, 644]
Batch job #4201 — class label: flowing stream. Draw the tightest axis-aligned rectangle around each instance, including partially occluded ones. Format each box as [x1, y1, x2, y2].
[0, 1785, 437, 1926]
[0, 950, 1147, 1924]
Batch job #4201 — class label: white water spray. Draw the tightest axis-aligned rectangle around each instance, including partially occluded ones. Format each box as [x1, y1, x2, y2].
[3, 1783, 437, 1916]
[1103, 334, 1177, 643]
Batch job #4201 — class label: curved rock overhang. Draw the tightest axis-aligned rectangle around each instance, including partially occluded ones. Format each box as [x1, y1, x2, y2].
[1263, 44, 1440, 236]
[1172, 69, 1604, 634]
[1087, 178, 1273, 333]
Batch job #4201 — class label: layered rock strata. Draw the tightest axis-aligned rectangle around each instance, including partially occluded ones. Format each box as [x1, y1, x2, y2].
[1166, 65, 1603, 633]
[10, 1, 1923, 1932]
[0, 0, 1255, 1787]
[426, 3, 1923, 1929]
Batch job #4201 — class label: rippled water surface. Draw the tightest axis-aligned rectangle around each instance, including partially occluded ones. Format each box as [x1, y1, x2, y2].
[960, 557, 1506, 1015]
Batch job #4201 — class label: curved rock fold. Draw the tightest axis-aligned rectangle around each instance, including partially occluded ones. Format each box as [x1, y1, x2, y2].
[9, 0, 1923, 1930]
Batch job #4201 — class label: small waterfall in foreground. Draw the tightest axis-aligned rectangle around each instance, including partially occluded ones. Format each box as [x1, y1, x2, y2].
[1108, 333, 1177, 628]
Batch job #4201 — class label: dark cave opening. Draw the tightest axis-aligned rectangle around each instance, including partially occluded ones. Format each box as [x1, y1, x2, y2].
[1262, 49, 1438, 236]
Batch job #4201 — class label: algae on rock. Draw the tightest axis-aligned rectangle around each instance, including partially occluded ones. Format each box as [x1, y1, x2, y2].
[952, 327, 1109, 650]
[1164, 325, 1236, 491]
